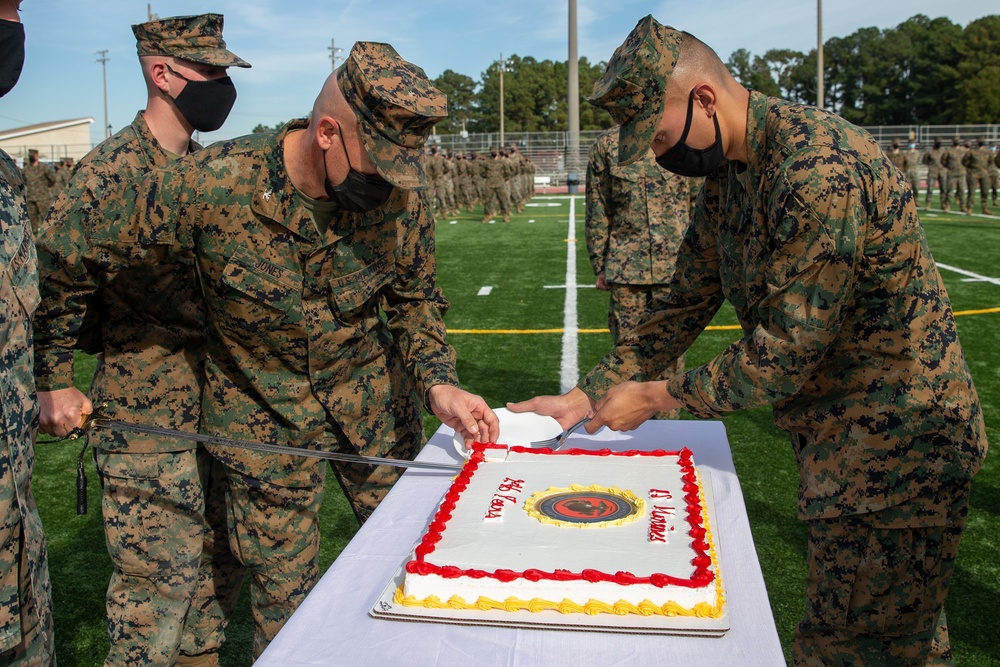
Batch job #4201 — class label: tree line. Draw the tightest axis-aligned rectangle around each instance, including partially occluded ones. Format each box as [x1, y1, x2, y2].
[252, 13, 997, 135]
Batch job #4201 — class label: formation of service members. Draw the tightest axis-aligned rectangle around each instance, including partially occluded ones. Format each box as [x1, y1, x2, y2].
[584, 125, 691, 419]
[33, 35, 498, 662]
[35, 15, 249, 666]
[423, 144, 534, 222]
[0, 1, 56, 664]
[512, 15, 986, 666]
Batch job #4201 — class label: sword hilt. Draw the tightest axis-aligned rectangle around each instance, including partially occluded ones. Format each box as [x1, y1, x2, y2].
[69, 402, 108, 440]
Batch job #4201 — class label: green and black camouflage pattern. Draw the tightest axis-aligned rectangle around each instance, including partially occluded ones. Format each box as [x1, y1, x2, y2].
[132, 13, 250, 68]
[585, 126, 689, 419]
[961, 143, 993, 209]
[19, 156, 55, 232]
[35, 118, 460, 652]
[34, 111, 243, 665]
[0, 148, 54, 662]
[338, 42, 447, 190]
[37, 118, 458, 482]
[587, 15, 683, 166]
[35, 112, 207, 453]
[585, 126, 691, 285]
[581, 92, 988, 523]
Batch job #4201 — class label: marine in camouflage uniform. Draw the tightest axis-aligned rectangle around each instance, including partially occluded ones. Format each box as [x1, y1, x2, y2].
[35, 41, 496, 659]
[941, 138, 967, 213]
[585, 126, 689, 419]
[52, 158, 73, 193]
[0, 3, 55, 663]
[516, 17, 987, 666]
[921, 139, 947, 209]
[33, 15, 250, 667]
[989, 144, 999, 206]
[480, 147, 511, 222]
[885, 139, 907, 173]
[961, 139, 992, 215]
[453, 153, 475, 212]
[18, 150, 55, 234]
[904, 144, 921, 203]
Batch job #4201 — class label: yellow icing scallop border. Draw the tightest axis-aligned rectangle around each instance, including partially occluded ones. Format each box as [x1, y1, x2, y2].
[523, 484, 646, 528]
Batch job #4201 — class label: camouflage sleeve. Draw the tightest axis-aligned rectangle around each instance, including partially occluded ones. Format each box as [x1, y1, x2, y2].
[33, 164, 186, 390]
[33, 165, 120, 390]
[667, 151, 864, 418]
[381, 188, 459, 405]
[579, 170, 728, 398]
[584, 138, 611, 277]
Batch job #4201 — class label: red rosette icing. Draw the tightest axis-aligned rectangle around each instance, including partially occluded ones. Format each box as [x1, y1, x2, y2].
[494, 569, 519, 582]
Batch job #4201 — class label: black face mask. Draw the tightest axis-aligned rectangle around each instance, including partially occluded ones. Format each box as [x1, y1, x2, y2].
[0, 20, 25, 98]
[324, 141, 394, 213]
[655, 90, 726, 177]
[164, 64, 237, 133]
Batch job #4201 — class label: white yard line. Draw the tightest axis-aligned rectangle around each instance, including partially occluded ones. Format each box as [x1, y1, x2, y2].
[477, 286, 493, 296]
[560, 197, 579, 393]
[936, 263, 1000, 288]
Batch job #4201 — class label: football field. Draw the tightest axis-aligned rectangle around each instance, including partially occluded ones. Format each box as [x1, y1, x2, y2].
[35, 194, 999, 665]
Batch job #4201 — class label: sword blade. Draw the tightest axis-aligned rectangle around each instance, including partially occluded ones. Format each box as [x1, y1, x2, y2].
[90, 418, 462, 472]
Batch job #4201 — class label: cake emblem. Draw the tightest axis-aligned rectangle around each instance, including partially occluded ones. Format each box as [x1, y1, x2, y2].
[524, 484, 646, 528]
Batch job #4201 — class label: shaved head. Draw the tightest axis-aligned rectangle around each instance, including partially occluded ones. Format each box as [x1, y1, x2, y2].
[669, 31, 737, 95]
[309, 72, 359, 142]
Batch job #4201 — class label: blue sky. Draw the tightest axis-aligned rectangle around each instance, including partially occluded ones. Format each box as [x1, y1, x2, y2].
[3, 0, 995, 145]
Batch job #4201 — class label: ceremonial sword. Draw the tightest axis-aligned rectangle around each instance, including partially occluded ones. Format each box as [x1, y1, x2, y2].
[73, 404, 463, 473]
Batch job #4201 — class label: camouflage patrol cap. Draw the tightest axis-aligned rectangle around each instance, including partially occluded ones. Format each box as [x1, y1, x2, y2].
[27, 148, 38, 156]
[132, 14, 250, 68]
[587, 15, 684, 165]
[337, 41, 447, 189]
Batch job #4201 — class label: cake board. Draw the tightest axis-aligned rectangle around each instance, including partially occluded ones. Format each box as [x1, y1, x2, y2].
[370, 469, 730, 637]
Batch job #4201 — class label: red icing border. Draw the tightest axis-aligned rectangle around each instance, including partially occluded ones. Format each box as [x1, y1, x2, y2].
[407, 444, 715, 589]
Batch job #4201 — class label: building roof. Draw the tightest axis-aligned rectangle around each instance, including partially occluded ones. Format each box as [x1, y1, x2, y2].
[0, 118, 94, 141]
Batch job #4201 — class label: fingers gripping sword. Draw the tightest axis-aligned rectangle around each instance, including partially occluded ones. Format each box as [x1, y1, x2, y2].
[72, 404, 463, 472]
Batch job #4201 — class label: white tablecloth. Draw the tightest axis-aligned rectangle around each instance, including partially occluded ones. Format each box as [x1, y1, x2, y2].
[257, 420, 786, 666]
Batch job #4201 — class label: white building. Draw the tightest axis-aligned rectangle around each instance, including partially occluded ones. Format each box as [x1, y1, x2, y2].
[0, 118, 95, 165]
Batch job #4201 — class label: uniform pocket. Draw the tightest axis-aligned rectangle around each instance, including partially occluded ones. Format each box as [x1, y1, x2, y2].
[220, 247, 301, 315]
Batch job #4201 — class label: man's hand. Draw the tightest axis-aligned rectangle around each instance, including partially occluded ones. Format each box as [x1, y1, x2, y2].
[38, 387, 93, 438]
[427, 384, 500, 448]
[595, 272, 609, 291]
[506, 386, 595, 430]
[587, 381, 681, 433]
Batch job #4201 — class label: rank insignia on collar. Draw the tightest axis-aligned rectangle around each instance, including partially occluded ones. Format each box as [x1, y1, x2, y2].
[262, 189, 273, 201]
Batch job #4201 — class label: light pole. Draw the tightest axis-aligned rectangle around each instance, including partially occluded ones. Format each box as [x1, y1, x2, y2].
[329, 39, 343, 72]
[96, 49, 110, 139]
[498, 53, 507, 148]
[817, 0, 824, 109]
[567, 0, 580, 176]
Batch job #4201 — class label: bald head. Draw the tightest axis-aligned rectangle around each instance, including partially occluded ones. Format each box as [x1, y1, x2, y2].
[309, 71, 359, 142]
[668, 31, 738, 95]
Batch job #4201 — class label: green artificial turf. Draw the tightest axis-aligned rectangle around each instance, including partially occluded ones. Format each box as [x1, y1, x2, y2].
[33, 195, 998, 665]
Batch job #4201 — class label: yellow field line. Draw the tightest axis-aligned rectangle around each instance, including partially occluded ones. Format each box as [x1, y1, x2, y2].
[448, 307, 999, 335]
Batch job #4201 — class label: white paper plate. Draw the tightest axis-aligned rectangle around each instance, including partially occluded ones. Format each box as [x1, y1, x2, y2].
[451, 407, 563, 459]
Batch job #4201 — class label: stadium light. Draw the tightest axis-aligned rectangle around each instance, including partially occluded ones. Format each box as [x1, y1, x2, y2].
[817, 0, 824, 108]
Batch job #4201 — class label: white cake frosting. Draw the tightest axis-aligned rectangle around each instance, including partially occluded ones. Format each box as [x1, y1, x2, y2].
[396, 444, 725, 618]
